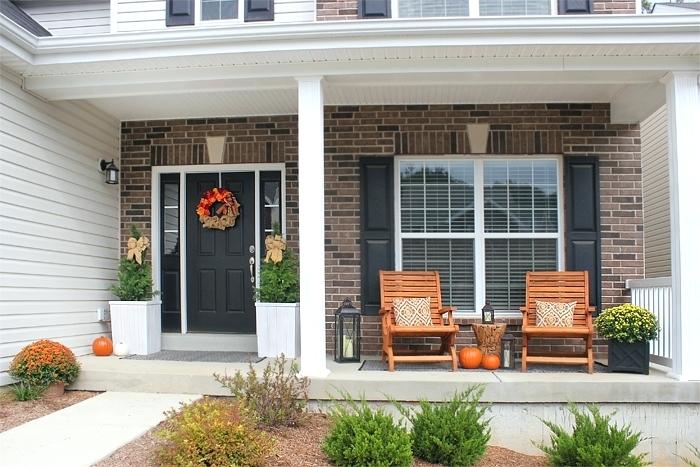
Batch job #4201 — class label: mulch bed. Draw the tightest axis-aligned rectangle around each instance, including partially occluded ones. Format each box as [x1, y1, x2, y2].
[0, 389, 97, 433]
[95, 412, 547, 467]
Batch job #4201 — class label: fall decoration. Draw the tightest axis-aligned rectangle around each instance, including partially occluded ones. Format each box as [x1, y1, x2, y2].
[264, 234, 287, 264]
[111, 226, 157, 301]
[92, 336, 113, 356]
[126, 235, 150, 265]
[9, 339, 80, 389]
[595, 303, 659, 343]
[196, 187, 240, 230]
[459, 347, 483, 369]
[481, 353, 501, 370]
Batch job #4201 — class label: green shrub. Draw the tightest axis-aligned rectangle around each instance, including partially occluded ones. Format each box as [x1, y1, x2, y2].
[536, 403, 649, 466]
[323, 397, 413, 467]
[595, 304, 659, 343]
[400, 386, 490, 466]
[9, 339, 80, 389]
[10, 382, 43, 401]
[110, 226, 157, 301]
[214, 355, 309, 428]
[156, 398, 273, 467]
[256, 231, 299, 303]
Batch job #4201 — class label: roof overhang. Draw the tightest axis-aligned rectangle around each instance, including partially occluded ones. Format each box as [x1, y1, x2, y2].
[1, 14, 698, 123]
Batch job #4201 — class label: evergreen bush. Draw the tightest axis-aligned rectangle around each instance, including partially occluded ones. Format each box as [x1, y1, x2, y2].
[110, 226, 157, 301]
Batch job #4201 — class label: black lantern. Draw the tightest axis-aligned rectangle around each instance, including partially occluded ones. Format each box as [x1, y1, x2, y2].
[481, 300, 494, 324]
[100, 159, 119, 184]
[500, 333, 515, 369]
[335, 298, 361, 363]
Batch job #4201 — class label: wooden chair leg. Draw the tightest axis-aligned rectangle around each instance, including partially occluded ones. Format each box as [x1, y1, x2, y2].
[521, 334, 528, 373]
[450, 343, 458, 371]
[386, 342, 395, 372]
[587, 335, 594, 374]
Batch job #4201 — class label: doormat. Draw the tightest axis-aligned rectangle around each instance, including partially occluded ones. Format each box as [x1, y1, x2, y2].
[358, 360, 607, 373]
[124, 350, 264, 363]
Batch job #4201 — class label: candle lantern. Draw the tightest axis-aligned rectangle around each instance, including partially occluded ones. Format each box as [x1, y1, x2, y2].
[500, 333, 515, 369]
[481, 300, 495, 325]
[334, 298, 361, 363]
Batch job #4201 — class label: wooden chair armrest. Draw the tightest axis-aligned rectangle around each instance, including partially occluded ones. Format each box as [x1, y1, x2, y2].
[520, 306, 528, 314]
[587, 306, 597, 313]
[439, 306, 456, 315]
[379, 307, 391, 315]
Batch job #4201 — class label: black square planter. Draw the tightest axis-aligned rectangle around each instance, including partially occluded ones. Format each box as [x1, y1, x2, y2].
[608, 340, 650, 375]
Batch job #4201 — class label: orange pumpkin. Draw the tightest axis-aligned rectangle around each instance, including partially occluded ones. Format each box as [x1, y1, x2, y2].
[481, 353, 501, 370]
[92, 336, 113, 356]
[459, 347, 482, 369]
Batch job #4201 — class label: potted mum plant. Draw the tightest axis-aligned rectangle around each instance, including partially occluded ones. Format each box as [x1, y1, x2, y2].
[109, 226, 161, 355]
[595, 303, 659, 374]
[9, 339, 80, 397]
[255, 231, 300, 358]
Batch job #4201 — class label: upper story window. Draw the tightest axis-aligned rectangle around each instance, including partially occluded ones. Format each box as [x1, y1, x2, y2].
[399, 0, 469, 17]
[202, 0, 239, 20]
[392, 0, 555, 17]
[480, 0, 550, 15]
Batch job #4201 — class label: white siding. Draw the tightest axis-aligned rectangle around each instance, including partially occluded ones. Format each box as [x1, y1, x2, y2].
[15, 1, 110, 36]
[640, 105, 672, 278]
[0, 68, 120, 386]
[114, 0, 314, 33]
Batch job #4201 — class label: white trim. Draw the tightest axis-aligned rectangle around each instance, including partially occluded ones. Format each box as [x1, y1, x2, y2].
[150, 163, 285, 335]
[394, 155, 564, 315]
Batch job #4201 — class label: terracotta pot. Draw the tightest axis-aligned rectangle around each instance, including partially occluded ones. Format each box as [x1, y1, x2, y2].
[44, 382, 65, 398]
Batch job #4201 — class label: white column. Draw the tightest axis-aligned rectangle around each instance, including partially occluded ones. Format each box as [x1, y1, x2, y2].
[296, 76, 329, 378]
[664, 72, 700, 381]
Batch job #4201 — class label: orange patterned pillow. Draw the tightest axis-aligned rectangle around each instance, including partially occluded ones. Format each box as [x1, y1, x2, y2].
[393, 297, 433, 327]
[535, 300, 576, 327]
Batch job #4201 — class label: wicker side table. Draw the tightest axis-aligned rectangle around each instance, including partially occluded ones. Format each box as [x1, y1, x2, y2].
[471, 323, 507, 355]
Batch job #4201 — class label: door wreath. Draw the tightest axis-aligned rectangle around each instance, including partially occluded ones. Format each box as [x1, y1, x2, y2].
[196, 187, 241, 230]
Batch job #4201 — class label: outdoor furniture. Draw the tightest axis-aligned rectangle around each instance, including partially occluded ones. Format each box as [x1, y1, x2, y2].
[471, 323, 507, 355]
[520, 271, 595, 373]
[379, 271, 459, 371]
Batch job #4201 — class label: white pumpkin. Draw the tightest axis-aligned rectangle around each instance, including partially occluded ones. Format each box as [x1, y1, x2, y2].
[113, 341, 129, 356]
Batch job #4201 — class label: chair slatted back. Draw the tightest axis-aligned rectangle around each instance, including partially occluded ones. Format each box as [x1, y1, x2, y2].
[524, 271, 591, 327]
[379, 271, 445, 326]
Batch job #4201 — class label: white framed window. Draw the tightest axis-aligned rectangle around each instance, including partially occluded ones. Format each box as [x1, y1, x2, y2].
[390, 0, 555, 17]
[395, 156, 564, 314]
[196, 0, 244, 24]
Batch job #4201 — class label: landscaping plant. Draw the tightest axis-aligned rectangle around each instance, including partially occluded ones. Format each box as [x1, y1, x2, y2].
[397, 386, 491, 466]
[680, 443, 700, 467]
[256, 229, 300, 303]
[157, 398, 273, 467]
[10, 382, 43, 401]
[595, 304, 659, 343]
[323, 395, 413, 467]
[214, 355, 309, 427]
[9, 339, 80, 391]
[536, 403, 649, 466]
[110, 226, 157, 301]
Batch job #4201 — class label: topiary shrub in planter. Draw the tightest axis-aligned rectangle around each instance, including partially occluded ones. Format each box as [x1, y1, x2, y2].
[536, 403, 649, 467]
[595, 304, 659, 374]
[9, 339, 80, 395]
[157, 398, 274, 467]
[323, 397, 413, 467]
[397, 386, 491, 466]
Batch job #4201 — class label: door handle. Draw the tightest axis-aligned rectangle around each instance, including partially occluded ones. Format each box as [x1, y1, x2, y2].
[249, 256, 255, 284]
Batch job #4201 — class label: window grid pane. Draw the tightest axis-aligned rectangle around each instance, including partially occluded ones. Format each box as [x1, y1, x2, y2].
[402, 239, 475, 311]
[479, 0, 550, 15]
[202, 0, 237, 20]
[399, 0, 469, 17]
[485, 239, 558, 311]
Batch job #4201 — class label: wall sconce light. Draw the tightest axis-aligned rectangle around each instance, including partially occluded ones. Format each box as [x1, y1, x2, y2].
[99, 159, 119, 185]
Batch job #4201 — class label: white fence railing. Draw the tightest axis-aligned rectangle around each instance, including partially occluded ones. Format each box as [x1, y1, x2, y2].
[626, 277, 672, 367]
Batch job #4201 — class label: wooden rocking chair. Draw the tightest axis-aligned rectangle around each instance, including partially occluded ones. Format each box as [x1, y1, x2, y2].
[379, 271, 459, 371]
[520, 271, 596, 373]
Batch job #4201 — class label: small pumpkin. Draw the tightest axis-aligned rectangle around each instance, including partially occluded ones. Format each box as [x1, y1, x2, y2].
[459, 347, 482, 369]
[92, 336, 113, 356]
[481, 353, 501, 370]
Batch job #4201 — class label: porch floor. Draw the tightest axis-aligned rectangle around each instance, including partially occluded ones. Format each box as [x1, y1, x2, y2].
[72, 356, 699, 403]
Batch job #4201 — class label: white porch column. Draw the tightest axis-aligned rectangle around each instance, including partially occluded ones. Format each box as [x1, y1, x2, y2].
[664, 71, 700, 381]
[296, 76, 329, 378]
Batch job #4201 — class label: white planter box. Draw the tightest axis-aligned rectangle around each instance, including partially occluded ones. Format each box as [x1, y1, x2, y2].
[109, 300, 162, 355]
[255, 302, 300, 358]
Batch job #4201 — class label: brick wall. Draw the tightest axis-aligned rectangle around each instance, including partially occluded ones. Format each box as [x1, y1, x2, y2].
[120, 103, 642, 359]
[593, 0, 636, 14]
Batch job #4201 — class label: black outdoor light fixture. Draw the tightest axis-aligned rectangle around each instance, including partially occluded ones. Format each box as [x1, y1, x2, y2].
[100, 159, 119, 184]
[481, 300, 495, 325]
[334, 297, 361, 363]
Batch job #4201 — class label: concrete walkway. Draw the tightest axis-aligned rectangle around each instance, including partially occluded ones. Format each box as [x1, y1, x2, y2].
[0, 391, 200, 467]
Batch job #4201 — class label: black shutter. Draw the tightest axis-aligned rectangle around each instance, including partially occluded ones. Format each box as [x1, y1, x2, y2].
[360, 157, 394, 315]
[565, 157, 602, 311]
[359, 0, 391, 18]
[558, 0, 592, 14]
[166, 0, 195, 26]
[245, 0, 274, 21]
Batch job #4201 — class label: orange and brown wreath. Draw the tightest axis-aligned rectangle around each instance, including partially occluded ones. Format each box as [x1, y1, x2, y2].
[196, 187, 241, 230]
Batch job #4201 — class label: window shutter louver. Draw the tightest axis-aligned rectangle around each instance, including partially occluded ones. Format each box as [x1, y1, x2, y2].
[166, 0, 195, 26]
[565, 157, 602, 310]
[558, 0, 593, 14]
[360, 157, 394, 315]
[245, 0, 274, 21]
[359, 0, 392, 18]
